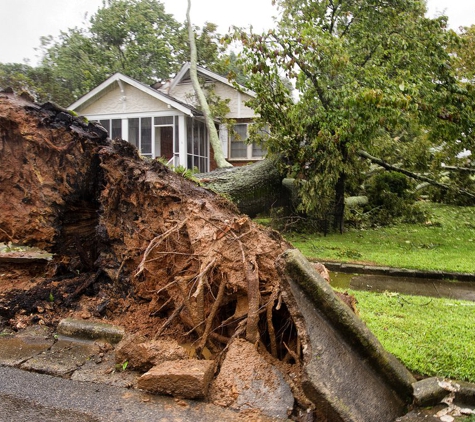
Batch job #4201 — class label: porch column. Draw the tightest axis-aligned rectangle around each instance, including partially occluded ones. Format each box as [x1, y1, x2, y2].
[178, 115, 187, 168]
[121, 118, 129, 142]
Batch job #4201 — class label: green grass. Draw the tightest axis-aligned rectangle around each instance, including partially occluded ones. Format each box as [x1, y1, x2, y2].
[347, 289, 475, 382]
[261, 202, 475, 382]
[285, 202, 475, 273]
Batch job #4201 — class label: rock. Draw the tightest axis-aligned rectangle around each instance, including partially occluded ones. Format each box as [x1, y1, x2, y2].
[137, 359, 214, 399]
[209, 338, 294, 419]
[413, 377, 450, 407]
[57, 318, 124, 344]
[115, 335, 189, 372]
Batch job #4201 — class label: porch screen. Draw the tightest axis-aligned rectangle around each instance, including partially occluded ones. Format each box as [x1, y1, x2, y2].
[128, 117, 152, 156]
[186, 117, 208, 173]
[99, 119, 122, 139]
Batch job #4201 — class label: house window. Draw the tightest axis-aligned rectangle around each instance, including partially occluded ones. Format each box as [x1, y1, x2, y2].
[230, 123, 266, 160]
[230, 124, 248, 158]
[99, 119, 122, 139]
[128, 117, 152, 157]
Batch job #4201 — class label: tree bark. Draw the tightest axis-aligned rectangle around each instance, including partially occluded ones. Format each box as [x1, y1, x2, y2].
[196, 159, 288, 217]
[186, 0, 232, 168]
[358, 150, 475, 201]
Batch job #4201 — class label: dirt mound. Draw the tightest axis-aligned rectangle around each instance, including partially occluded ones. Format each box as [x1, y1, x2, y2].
[0, 92, 308, 416]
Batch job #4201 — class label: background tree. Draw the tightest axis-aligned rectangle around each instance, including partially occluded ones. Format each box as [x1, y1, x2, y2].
[234, 0, 474, 231]
[88, 0, 181, 82]
[1, 0, 243, 108]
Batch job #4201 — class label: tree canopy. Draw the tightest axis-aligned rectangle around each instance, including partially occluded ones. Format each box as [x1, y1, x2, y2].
[234, 0, 475, 231]
[0, 0, 233, 106]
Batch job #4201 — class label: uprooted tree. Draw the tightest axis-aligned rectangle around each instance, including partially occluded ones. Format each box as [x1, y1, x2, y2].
[0, 93, 290, 350]
[228, 0, 475, 231]
[0, 92, 307, 409]
[0, 92, 422, 421]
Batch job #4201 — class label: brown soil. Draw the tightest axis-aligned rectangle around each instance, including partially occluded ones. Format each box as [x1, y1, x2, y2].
[0, 93, 307, 417]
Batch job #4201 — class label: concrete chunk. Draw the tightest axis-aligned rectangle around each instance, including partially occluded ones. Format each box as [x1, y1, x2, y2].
[138, 359, 214, 399]
[57, 318, 124, 344]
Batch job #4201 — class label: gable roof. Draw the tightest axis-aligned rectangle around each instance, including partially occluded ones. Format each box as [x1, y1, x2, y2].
[68, 73, 201, 117]
[164, 63, 255, 98]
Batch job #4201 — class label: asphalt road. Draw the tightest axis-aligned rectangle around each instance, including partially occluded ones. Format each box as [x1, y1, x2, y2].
[0, 366, 257, 422]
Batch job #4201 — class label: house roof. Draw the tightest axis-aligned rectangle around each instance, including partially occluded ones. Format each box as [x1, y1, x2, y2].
[68, 73, 202, 117]
[163, 63, 256, 98]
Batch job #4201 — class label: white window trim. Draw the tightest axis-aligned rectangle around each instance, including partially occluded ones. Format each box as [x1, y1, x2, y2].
[228, 123, 265, 161]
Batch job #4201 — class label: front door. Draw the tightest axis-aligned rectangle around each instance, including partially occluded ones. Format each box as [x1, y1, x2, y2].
[155, 126, 174, 160]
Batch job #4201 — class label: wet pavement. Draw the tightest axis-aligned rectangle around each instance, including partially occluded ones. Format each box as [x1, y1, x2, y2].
[0, 324, 280, 421]
[0, 365, 261, 422]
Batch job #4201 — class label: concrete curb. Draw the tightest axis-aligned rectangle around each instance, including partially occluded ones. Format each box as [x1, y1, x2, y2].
[413, 377, 475, 407]
[279, 249, 415, 421]
[314, 260, 475, 282]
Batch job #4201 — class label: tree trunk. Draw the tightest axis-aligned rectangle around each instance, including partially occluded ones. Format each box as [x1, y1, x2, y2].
[333, 173, 346, 234]
[196, 159, 288, 217]
[186, 0, 232, 168]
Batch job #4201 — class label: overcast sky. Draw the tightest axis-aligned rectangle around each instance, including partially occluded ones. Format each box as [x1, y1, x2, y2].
[0, 0, 473, 65]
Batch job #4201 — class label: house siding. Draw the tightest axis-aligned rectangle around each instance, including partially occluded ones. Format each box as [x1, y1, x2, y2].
[79, 83, 171, 115]
[169, 81, 255, 119]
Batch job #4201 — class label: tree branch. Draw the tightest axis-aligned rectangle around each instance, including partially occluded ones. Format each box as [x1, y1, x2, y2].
[186, 0, 232, 168]
[358, 150, 475, 200]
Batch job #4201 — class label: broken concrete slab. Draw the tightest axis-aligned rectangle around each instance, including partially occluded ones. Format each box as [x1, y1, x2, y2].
[115, 335, 189, 371]
[0, 332, 54, 366]
[138, 359, 215, 399]
[20, 338, 100, 377]
[57, 318, 125, 344]
[414, 377, 475, 408]
[70, 349, 139, 388]
[209, 339, 294, 420]
[278, 249, 415, 422]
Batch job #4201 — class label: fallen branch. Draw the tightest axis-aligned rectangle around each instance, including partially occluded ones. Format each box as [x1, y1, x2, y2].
[358, 150, 475, 200]
[442, 165, 475, 173]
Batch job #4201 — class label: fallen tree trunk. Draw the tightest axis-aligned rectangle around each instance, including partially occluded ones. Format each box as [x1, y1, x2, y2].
[196, 158, 289, 217]
[358, 150, 475, 201]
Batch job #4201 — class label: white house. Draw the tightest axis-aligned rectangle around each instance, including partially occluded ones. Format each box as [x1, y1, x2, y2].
[68, 64, 264, 172]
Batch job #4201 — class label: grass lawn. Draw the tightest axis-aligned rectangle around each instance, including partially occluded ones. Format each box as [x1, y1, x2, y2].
[260, 202, 475, 383]
[285, 202, 475, 273]
[344, 289, 475, 382]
